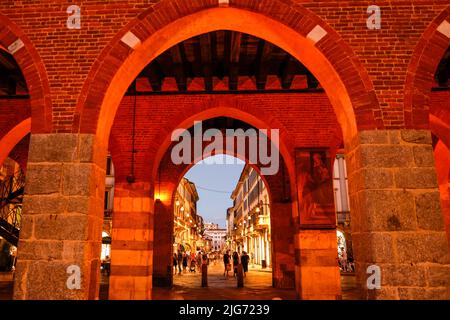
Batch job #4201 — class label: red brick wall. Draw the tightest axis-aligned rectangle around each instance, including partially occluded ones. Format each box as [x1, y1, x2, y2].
[0, 98, 30, 139]
[0, 1, 447, 133]
[3, 90, 447, 177]
[109, 93, 341, 183]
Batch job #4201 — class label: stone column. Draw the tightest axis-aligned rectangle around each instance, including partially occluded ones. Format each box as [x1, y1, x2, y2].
[152, 200, 173, 287]
[271, 202, 295, 289]
[13, 134, 105, 300]
[294, 229, 341, 300]
[109, 182, 153, 300]
[347, 130, 450, 299]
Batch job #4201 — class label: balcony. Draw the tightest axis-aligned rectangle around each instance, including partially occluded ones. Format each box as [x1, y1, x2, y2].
[256, 215, 270, 229]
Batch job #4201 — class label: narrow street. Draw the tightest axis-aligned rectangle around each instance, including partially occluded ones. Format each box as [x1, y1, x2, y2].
[154, 261, 296, 300]
[2, 264, 359, 300]
[153, 262, 360, 300]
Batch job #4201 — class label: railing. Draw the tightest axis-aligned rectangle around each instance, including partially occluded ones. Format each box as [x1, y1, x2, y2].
[0, 170, 25, 246]
[337, 211, 351, 225]
[256, 215, 270, 229]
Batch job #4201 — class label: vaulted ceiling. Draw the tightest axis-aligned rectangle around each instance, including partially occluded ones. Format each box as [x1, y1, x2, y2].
[130, 30, 321, 94]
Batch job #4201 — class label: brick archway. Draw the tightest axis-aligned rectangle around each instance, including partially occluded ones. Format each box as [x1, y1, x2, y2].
[0, 118, 31, 168]
[75, 0, 380, 146]
[430, 115, 450, 249]
[405, 6, 450, 129]
[149, 104, 297, 202]
[149, 135, 298, 293]
[0, 14, 52, 133]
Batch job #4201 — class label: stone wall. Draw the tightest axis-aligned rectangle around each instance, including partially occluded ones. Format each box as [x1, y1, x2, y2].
[13, 133, 105, 299]
[347, 129, 450, 299]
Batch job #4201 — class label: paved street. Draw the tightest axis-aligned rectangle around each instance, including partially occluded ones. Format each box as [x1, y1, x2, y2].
[1, 265, 359, 300]
[154, 261, 297, 300]
[153, 262, 360, 300]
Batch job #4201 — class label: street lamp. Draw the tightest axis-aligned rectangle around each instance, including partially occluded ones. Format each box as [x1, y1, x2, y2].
[175, 200, 180, 206]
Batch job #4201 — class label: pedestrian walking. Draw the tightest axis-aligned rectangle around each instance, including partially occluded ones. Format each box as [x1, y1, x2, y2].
[232, 251, 239, 277]
[196, 252, 202, 272]
[241, 251, 249, 277]
[182, 253, 188, 273]
[223, 250, 231, 278]
[173, 253, 178, 275]
[177, 251, 183, 275]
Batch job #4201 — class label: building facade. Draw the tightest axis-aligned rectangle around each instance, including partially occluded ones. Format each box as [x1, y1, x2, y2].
[333, 154, 353, 270]
[203, 223, 227, 252]
[101, 155, 114, 261]
[230, 165, 271, 267]
[173, 178, 204, 253]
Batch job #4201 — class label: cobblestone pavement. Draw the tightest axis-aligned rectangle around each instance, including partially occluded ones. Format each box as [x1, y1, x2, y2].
[0, 265, 359, 300]
[153, 261, 297, 300]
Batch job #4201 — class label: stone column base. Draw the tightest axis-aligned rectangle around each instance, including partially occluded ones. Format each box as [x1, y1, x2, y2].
[13, 133, 105, 300]
[295, 229, 341, 300]
[347, 130, 450, 299]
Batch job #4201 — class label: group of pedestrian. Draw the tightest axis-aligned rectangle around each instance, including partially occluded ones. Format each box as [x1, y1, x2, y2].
[338, 247, 355, 273]
[222, 250, 249, 278]
[173, 250, 209, 275]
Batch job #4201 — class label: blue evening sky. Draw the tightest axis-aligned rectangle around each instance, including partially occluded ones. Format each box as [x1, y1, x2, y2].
[184, 155, 245, 228]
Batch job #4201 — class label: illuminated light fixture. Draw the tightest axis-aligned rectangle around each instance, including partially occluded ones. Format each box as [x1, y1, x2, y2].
[248, 216, 251, 220]
[243, 221, 246, 224]
[180, 207, 184, 212]
[186, 213, 190, 217]
[190, 220, 193, 223]
[175, 200, 180, 206]
[255, 207, 260, 213]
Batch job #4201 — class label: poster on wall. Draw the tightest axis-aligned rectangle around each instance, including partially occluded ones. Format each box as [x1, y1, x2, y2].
[295, 148, 336, 229]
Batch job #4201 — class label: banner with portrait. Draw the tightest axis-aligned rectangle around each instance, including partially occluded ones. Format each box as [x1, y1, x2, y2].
[295, 149, 336, 229]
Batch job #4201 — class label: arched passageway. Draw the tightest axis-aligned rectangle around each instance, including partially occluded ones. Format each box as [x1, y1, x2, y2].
[10, 0, 450, 301]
